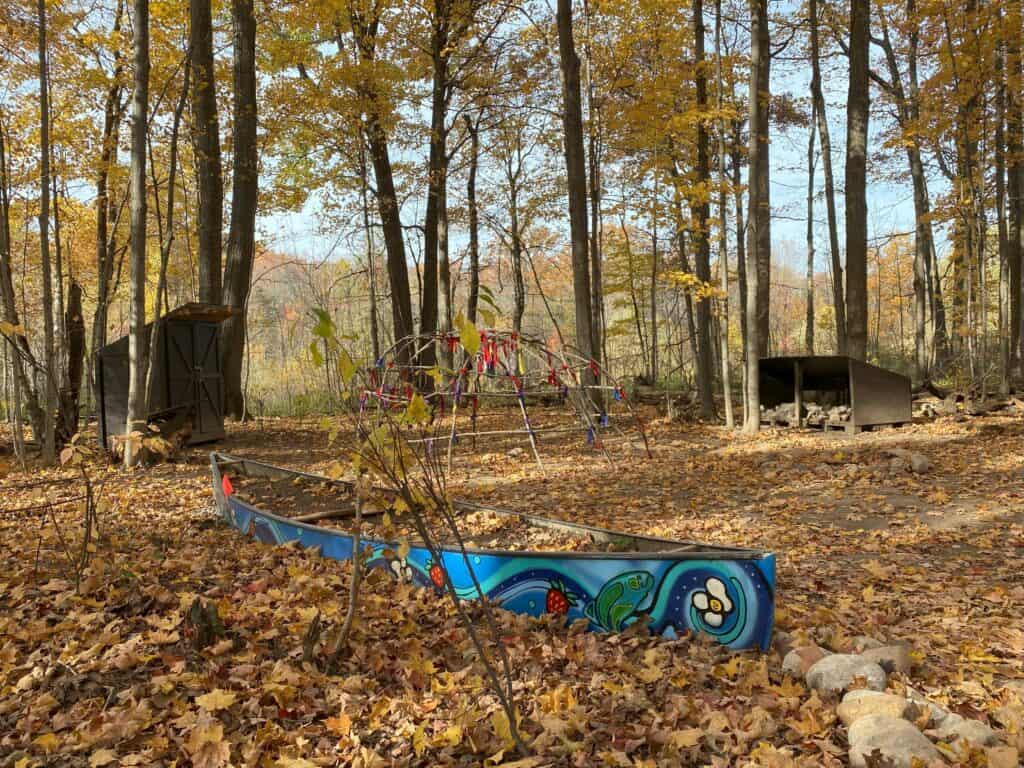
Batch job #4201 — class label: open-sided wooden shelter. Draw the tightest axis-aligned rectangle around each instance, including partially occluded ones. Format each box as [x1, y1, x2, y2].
[759, 355, 912, 433]
[95, 303, 234, 450]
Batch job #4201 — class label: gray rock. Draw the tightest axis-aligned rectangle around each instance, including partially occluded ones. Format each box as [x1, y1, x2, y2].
[782, 645, 829, 678]
[884, 448, 912, 461]
[837, 690, 917, 726]
[861, 644, 913, 675]
[848, 715, 941, 768]
[771, 630, 795, 657]
[850, 635, 885, 652]
[806, 654, 887, 695]
[933, 713, 998, 747]
[882, 448, 930, 473]
[910, 453, 931, 473]
[904, 686, 953, 727]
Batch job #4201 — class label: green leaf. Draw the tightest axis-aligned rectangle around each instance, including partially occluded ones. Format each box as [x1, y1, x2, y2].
[404, 392, 430, 425]
[309, 340, 324, 367]
[478, 307, 496, 328]
[338, 347, 356, 386]
[455, 313, 480, 356]
[312, 308, 335, 339]
[478, 284, 499, 310]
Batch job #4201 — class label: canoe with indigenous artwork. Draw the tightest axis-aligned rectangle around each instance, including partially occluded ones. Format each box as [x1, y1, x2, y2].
[211, 453, 776, 650]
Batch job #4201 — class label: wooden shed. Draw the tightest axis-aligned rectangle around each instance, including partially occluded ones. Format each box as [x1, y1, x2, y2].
[759, 355, 912, 433]
[96, 303, 234, 450]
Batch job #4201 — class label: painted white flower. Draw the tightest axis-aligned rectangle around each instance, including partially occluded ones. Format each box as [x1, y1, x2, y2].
[390, 558, 414, 583]
[692, 577, 733, 627]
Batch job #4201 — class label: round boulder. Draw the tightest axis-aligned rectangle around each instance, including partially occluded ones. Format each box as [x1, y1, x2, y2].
[848, 715, 941, 768]
[806, 654, 887, 695]
[837, 690, 917, 727]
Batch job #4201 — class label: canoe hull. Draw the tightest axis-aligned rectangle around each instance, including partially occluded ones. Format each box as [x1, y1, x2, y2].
[212, 456, 775, 650]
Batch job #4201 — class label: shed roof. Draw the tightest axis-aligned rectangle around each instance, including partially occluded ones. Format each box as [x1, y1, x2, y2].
[162, 303, 237, 323]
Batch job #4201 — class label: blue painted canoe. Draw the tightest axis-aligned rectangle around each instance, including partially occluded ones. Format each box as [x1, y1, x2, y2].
[211, 453, 775, 650]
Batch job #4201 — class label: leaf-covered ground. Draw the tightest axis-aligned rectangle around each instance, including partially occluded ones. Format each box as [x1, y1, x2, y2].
[1, 411, 1022, 766]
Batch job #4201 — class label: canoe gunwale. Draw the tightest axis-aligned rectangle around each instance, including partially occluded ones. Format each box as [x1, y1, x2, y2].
[210, 452, 772, 563]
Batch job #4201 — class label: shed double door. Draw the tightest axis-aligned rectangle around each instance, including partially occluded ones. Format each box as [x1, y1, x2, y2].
[165, 320, 224, 441]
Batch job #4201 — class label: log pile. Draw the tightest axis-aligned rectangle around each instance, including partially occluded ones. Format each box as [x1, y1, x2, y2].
[761, 402, 851, 425]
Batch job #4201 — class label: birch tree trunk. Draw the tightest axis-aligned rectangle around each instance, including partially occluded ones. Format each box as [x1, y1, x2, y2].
[806, 107, 816, 354]
[37, 0, 57, 462]
[693, 0, 715, 419]
[464, 115, 481, 324]
[714, 0, 734, 428]
[125, 0, 150, 468]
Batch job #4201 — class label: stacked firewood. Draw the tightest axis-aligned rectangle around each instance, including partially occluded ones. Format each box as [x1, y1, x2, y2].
[761, 402, 851, 425]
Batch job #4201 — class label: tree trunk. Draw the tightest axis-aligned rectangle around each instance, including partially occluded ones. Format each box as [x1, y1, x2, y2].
[421, 44, 448, 364]
[732, 121, 747, 352]
[438, 172, 451, 337]
[588, 129, 604, 369]
[222, 0, 258, 419]
[556, 0, 596, 369]
[510, 188, 526, 336]
[908, 153, 932, 379]
[146, 57, 191, 411]
[0, 110, 42, 447]
[882, 0, 941, 376]
[465, 115, 481, 324]
[125, 0, 150, 467]
[996, 29, 1010, 393]
[671, 193, 699, 382]
[360, 138, 380, 360]
[52, 173, 65, 390]
[37, 0, 57, 462]
[58, 281, 84, 442]
[809, 0, 846, 353]
[583, 0, 604, 368]
[1008, 0, 1022, 376]
[650, 222, 659, 383]
[753, 30, 771, 360]
[190, 0, 223, 304]
[92, 14, 124, 363]
[806, 107, 816, 354]
[350, 10, 414, 362]
[715, 0, 734, 427]
[744, 0, 769, 433]
[845, 0, 870, 360]
[365, 117, 414, 360]
[693, 0, 715, 418]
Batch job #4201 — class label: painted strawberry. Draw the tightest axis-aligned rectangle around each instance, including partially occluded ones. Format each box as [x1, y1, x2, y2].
[428, 560, 445, 589]
[545, 579, 578, 615]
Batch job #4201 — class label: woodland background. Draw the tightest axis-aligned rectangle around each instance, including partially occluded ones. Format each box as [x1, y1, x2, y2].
[0, 0, 1022, 456]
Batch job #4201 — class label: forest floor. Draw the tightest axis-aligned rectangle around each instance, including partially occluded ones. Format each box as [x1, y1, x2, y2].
[1, 409, 1022, 766]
